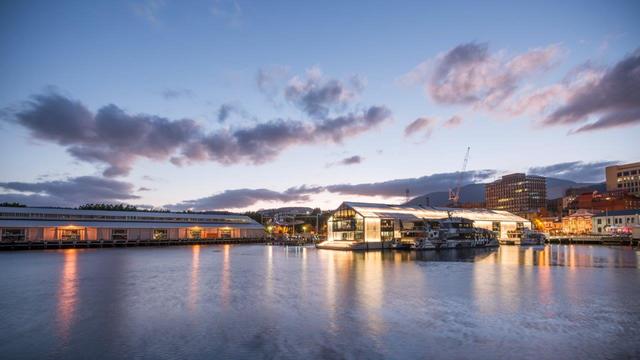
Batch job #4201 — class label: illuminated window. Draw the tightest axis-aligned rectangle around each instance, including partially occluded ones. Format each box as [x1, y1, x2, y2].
[153, 229, 168, 240]
[60, 229, 80, 241]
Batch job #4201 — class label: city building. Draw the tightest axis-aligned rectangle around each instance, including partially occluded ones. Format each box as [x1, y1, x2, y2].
[319, 201, 531, 249]
[540, 217, 563, 235]
[485, 173, 546, 216]
[567, 190, 640, 212]
[0, 206, 264, 242]
[606, 162, 640, 195]
[561, 209, 599, 235]
[592, 209, 640, 234]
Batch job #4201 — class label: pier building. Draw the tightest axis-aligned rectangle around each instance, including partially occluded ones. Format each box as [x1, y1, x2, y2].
[319, 201, 531, 250]
[0, 206, 264, 243]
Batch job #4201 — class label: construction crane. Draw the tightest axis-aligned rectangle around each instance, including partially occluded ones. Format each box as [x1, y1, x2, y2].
[448, 146, 470, 207]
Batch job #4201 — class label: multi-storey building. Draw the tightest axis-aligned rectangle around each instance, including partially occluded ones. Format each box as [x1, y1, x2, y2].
[485, 173, 546, 216]
[606, 162, 640, 195]
[592, 209, 640, 234]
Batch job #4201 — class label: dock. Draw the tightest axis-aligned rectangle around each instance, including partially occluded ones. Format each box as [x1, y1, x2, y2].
[546, 235, 638, 246]
[0, 238, 265, 251]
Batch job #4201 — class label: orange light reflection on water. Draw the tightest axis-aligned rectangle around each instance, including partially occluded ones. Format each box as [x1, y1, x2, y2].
[221, 245, 231, 307]
[188, 245, 201, 311]
[57, 249, 78, 341]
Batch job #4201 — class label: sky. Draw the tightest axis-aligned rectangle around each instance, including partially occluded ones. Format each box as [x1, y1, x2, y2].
[0, 0, 639, 211]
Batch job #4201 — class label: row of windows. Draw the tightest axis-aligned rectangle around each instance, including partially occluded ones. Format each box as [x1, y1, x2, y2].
[0, 212, 250, 224]
[596, 217, 637, 225]
[617, 170, 639, 177]
[0, 227, 236, 242]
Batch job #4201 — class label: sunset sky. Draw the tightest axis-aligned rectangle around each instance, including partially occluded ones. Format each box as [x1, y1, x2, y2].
[1, 0, 638, 211]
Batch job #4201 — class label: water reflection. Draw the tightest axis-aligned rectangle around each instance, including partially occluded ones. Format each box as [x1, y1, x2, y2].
[473, 245, 639, 268]
[221, 245, 231, 307]
[56, 249, 78, 341]
[4, 244, 640, 359]
[188, 245, 201, 311]
[358, 251, 385, 338]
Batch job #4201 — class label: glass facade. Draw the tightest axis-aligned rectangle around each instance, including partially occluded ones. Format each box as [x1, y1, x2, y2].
[329, 204, 364, 241]
[380, 219, 395, 241]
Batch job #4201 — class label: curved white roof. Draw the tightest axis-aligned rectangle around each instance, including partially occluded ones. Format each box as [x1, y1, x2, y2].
[342, 202, 529, 223]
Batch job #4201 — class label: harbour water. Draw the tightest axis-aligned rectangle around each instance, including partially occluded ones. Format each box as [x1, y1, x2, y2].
[1, 245, 639, 359]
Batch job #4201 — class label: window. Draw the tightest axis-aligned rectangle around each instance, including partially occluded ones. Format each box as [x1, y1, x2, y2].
[2, 228, 25, 242]
[59, 229, 80, 241]
[153, 229, 168, 240]
[190, 229, 202, 239]
[112, 229, 128, 240]
[220, 229, 232, 238]
[597, 219, 602, 224]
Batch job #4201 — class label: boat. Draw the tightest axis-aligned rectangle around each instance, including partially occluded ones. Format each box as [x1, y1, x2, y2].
[401, 215, 498, 250]
[519, 229, 546, 245]
[438, 217, 498, 249]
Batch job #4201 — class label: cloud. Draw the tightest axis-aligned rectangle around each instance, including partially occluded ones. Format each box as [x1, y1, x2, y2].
[7, 94, 201, 177]
[284, 67, 365, 119]
[0, 176, 139, 207]
[6, 92, 391, 176]
[402, 42, 562, 112]
[528, 160, 619, 182]
[404, 117, 437, 137]
[340, 155, 363, 165]
[166, 185, 322, 211]
[175, 106, 391, 165]
[542, 49, 640, 133]
[326, 155, 364, 167]
[161, 88, 194, 100]
[571, 109, 640, 133]
[256, 65, 289, 103]
[216, 102, 255, 123]
[324, 170, 497, 198]
[443, 115, 463, 128]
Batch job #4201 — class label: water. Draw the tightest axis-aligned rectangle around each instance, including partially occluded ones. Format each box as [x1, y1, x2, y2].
[1, 245, 639, 359]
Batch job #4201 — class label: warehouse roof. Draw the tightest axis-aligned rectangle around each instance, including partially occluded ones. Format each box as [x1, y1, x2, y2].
[341, 202, 530, 223]
[0, 219, 264, 229]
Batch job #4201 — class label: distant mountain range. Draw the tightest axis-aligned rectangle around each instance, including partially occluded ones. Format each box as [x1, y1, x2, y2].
[405, 178, 606, 207]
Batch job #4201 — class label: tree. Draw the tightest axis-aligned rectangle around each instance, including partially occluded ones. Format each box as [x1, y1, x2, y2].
[0, 202, 27, 207]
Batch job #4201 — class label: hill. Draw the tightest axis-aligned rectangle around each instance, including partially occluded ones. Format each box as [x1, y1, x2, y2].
[405, 178, 605, 207]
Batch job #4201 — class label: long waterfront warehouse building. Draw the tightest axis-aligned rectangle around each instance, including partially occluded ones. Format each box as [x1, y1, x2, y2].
[0, 206, 264, 243]
[320, 201, 532, 249]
